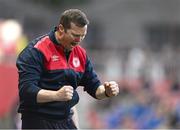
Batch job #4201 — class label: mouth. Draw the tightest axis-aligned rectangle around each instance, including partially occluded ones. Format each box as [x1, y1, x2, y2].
[71, 42, 79, 46]
[66, 42, 79, 50]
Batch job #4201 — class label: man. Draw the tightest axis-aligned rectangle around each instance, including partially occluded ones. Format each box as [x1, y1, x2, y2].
[16, 9, 119, 129]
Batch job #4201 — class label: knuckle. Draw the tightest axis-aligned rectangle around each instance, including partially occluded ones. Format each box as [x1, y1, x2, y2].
[109, 81, 115, 84]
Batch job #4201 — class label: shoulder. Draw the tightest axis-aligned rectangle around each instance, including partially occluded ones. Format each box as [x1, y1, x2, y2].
[33, 35, 55, 61]
[17, 35, 49, 61]
[33, 35, 51, 51]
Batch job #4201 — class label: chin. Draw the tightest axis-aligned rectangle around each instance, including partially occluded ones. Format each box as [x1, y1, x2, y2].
[68, 46, 74, 51]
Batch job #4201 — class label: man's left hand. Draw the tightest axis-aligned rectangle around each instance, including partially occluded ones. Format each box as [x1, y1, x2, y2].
[104, 81, 119, 97]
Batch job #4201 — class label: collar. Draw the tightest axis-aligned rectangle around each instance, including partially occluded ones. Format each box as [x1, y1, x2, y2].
[49, 27, 72, 54]
[49, 27, 60, 46]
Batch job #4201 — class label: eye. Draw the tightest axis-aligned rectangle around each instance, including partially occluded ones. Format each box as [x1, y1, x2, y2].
[72, 33, 80, 37]
[71, 33, 85, 38]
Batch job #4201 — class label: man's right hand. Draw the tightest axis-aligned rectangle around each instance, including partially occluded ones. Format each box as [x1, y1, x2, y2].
[55, 85, 74, 101]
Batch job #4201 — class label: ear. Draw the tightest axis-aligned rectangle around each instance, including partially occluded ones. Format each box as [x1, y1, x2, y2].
[56, 24, 65, 38]
[58, 24, 65, 33]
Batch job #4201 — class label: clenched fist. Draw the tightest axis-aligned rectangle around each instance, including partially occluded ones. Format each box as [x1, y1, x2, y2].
[104, 81, 119, 97]
[55, 85, 74, 101]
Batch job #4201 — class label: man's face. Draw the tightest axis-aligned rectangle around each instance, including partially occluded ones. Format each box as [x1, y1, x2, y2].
[63, 22, 87, 50]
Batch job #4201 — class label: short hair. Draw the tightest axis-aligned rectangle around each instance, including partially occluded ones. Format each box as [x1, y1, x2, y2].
[59, 9, 89, 31]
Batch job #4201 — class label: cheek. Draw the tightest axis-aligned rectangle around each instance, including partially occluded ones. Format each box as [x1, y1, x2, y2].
[66, 35, 73, 42]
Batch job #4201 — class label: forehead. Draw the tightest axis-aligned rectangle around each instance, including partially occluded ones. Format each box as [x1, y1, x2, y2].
[68, 22, 87, 34]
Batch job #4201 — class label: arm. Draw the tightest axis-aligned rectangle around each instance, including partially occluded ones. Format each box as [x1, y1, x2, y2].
[79, 57, 101, 98]
[17, 47, 73, 104]
[95, 85, 107, 99]
[80, 57, 119, 99]
[16, 47, 43, 104]
[71, 106, 79, 128]
[37, 85, 74, 103]
[37, 89, 58, 103]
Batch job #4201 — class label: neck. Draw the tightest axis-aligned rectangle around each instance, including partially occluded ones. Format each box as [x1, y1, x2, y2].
[55, 31, 62, 45]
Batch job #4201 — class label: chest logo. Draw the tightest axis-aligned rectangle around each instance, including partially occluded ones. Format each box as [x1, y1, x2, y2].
[72, 57, 80, 68]
[51, 55, 59, 61]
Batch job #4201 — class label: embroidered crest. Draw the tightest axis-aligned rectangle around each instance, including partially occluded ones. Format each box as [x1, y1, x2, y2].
[72, 57, 80, 68]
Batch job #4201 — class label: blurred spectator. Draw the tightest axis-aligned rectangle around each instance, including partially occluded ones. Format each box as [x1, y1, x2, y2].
[0, 19, 27, 129]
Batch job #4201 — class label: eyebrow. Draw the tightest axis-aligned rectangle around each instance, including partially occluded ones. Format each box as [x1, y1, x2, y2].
[71, 32, 85, 37]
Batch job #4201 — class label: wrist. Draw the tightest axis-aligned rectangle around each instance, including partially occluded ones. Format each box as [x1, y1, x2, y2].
[52, 91, 59, 101]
